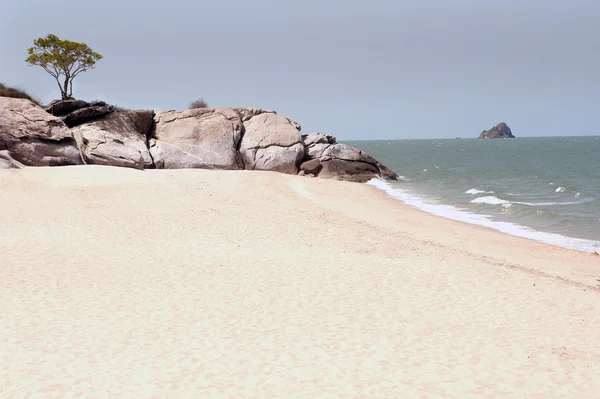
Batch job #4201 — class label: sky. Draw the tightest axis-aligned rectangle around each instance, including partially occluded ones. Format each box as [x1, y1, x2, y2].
[1, 0, 598, 140]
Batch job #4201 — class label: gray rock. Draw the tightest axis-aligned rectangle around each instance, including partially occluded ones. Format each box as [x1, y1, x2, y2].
[479, 122, 515, 139]
[72, 110, 155, 169]
[319, 159, 381, 183]
[302, 133, 336, 147]
[306, 143, 331, 159]
[0, 150, 25, 169]
[0, 98, 83, 166]
[289, 119, 302, 131]
[64, 105, 114, 127]
[253, 143, 305, 174]
[235, 107, 277, 122]
[299, 158, 323, 175]
[45, 99, 90, 116]
[150, 108, 244, 170]
[300, 133, 398, 182]
[239, 113, 305, 173]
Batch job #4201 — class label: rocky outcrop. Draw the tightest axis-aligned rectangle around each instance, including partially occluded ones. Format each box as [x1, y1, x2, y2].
[0, 98, 83, 167]
[64, 104, 114, 127]
[479, 122, 515, 139]
[72, 110, 155, 169]
[150, 108, 244, 170]
[299, 133, 398, 183]
[0, 98, 399, 182]
[45, 99, 115, 127]
[239, 113, 304, 174]
[45, 99, 90, 116]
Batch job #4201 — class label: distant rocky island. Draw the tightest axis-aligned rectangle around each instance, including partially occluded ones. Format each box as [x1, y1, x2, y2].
[479, 122, 515, 139]
[0, 96, 398, 183]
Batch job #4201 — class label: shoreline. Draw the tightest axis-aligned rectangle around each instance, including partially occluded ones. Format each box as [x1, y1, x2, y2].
[1, 166, 599, 398]
[290, 170, 600, 290]
[367, 178, 600, 254]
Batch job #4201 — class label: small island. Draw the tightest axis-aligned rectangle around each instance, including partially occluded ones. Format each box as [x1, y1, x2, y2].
[479, 122, 515, 139]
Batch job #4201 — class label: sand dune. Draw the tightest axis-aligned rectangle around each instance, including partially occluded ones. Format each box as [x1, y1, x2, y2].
[1, 166, 599, 398]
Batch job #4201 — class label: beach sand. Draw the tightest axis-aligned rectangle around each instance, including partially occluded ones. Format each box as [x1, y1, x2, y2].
[1, 166, 599, 398]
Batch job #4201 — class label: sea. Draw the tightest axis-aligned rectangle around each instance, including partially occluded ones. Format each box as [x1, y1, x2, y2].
[345, 136, 600, 253]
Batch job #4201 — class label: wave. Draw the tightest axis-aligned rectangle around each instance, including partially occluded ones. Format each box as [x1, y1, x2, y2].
[471, 196, 511, 206]
[517, 200, 586, 206]
[470, 196, 586, 207]
[556, 186, 566, 193]
[367, 179, 600, 253]
[465, 188, 494, 195]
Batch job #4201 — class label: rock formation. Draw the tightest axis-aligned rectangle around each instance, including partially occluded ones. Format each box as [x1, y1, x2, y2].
[479, 122, 515, 139]
[0, 96, 399, 182]
[72, 110, 155, 169]
[46, 99, 116, 127]
[64, 103, 114, 128]
[0, 98, 83, 167]
[45, 99, 90, 116]
[299, 133, 398, 182]
[150, 108, 244, 170]
[239, 113, 304, 174]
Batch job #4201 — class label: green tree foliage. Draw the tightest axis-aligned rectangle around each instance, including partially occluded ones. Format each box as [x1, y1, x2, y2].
[26, 34, 103, 100]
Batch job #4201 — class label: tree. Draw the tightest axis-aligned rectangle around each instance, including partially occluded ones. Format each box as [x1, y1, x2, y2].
[26, 34, 103, 100]
[189, 98, 209, 109]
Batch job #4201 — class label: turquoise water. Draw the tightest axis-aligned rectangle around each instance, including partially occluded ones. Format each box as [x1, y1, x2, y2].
[346, 137, 600, 253]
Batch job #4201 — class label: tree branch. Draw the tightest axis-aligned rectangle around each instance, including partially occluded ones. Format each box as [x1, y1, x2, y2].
[42, 66, 59, 78]
[53, 75, 63, 97]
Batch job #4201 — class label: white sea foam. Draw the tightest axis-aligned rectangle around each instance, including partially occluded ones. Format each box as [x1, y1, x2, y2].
[556, 187, 566, 193]
[516, 200, 583, 206]
[465, 188, 494, 195]
[471, 196, 511, 206]
[471, 195, 584, 207]
[367, 179, 600, 253]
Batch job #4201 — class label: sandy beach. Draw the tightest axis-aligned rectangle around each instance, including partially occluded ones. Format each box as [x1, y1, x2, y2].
[1, 166, 599, 398]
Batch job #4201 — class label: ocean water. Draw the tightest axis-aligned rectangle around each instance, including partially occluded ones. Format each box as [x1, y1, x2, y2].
[345, 137, 600, 253]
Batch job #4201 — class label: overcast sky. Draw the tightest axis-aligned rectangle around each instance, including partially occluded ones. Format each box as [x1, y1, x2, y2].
[1, 0, 598, 139]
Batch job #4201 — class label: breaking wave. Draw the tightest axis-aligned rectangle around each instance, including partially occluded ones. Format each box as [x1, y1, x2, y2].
[367, 178, 600, 253]
[465, 188, 494, 195]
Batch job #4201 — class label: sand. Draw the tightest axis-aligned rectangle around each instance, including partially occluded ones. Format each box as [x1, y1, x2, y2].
[1, 166, 599, 398]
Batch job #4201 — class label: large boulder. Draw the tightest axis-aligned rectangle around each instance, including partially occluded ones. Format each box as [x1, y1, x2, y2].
[150, 108, 244, 170]
[298, 158, 322, 176]
[300, 133, 398, 183]
[239, 113, 304, 174]
[45, 99, 90, 116]
[0, 98, 83, 166]
[479, 122, 515, 139]
[72, 110, 155, 169]
[64, 104, 114, 127]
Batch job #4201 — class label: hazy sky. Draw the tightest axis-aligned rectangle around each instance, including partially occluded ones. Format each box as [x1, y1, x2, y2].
[1, 0, 598, 139]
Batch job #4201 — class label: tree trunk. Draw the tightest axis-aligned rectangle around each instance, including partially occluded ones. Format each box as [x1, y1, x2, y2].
[62, 76, 70, 100]
[68, 79, 74, 98]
